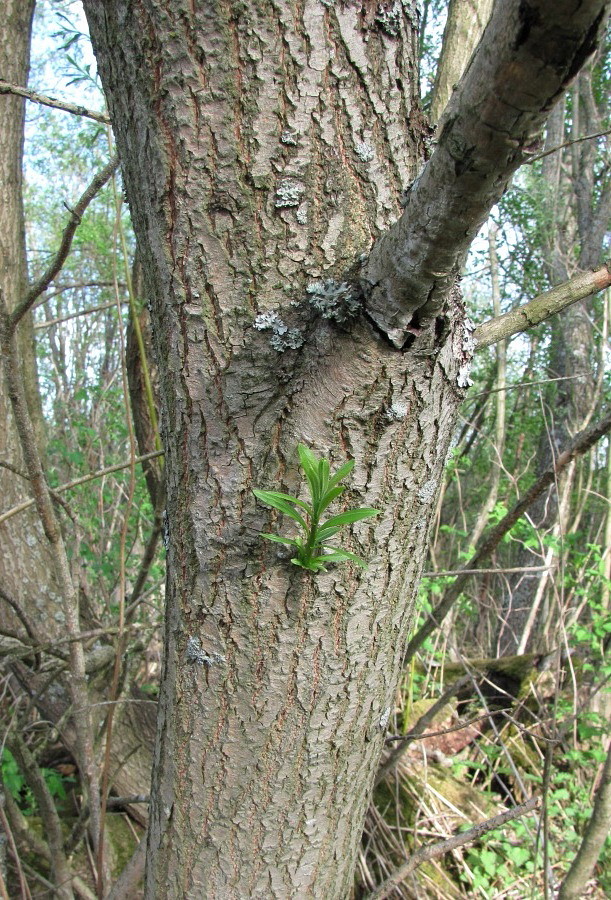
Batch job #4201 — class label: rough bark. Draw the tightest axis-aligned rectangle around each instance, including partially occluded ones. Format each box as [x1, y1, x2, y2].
[81, 1, 609, 896]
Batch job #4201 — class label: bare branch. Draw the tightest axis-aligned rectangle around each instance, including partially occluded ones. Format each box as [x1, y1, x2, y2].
[403, 406, 611, 666]
[0, 450, 164, 525]
[0, 79, 109, 124]
[474, 265, 611, 349]
[34, 299, 127, 329]
[422, 565, 551, 577]
[527, 126, 611, 164]
[375, 676, 471, 785]
[367, 797, 539, 899]
[9, 155, 120, 331]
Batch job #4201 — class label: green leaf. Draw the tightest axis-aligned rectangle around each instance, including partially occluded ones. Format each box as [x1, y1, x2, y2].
[253, 490, 312, 515]
[318, 485, 344, 515]
[298, 444, 321, 503]
[260, 533, 300, 547]
[291, 556, 327, 572]
[321, 508, 380, 530]
[321, 547, 368, 568]
[253, 490, 307, 530]
[319, 457, 330, 498]
[314, 524, 341, 542]
[328, 458, 355, 489]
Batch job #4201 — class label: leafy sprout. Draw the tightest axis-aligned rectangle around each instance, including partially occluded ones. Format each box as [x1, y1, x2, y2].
[253, 444, 380, 572]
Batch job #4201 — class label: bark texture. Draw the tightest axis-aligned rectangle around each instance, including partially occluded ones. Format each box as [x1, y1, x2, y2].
[81, 0, 609, 896]
[84, 2, 465, 895]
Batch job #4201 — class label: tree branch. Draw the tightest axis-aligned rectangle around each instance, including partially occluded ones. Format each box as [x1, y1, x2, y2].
[0, 79, 110, 124]
[362, 0, 608, 346]
[375, 675, 471, 785]
[403, 405, 611, 666]
[474, 265, 611, 349]
[0, 450, 164, 526]
[526, 125, 611, 164]
[367, 797, 539, 899]
[9, 155, 120, 331]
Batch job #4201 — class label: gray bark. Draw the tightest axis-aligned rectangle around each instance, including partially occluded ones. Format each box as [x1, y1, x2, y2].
[429, 0, 494, 124]
[81, 1, 609, 896]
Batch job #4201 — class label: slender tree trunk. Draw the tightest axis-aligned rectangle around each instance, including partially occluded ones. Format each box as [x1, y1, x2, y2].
[429, 0, 494, 124]
[558, 741, 611, 900]
[0, 1, 54, 635]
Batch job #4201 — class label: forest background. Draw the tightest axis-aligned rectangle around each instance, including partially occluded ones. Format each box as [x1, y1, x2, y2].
[0, 1, 610, 898]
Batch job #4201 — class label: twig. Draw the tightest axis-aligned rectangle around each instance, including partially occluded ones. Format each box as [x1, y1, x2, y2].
[9, 155, 120, 330]
[466, 373, 586, 400]
[34, 298, 128, 329]
[384, 709, 513, 744]
[526, 126, 611, 164]
[421, 565, 550, 578]
[0, 79, 110, 124]
[376, 676, 471, 785]
[0, 450, 164, 525]
[366, 797, 539, 899]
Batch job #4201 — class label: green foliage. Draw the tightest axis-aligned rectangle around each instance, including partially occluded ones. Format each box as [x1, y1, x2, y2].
[1, 749, 74, 816]
[254, 444, 379, 572]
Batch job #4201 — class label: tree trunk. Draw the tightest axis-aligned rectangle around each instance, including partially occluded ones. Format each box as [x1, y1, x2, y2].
[0, 0, 54, 639]
[429, 0, 494, 124]
[82, 1, 609, 895]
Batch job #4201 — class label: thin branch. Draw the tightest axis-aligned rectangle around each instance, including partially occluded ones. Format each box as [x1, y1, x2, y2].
[0, 79, 110, 124]
[421, 565, 551, 578]
[34, 299, 128, 329]
[0, 585, 40, 646]
[0, 449, 164, 525]
[367, 797, 539, 899]
[384, 709, 513, 744]
[467, 373, 586, 400]
[403, 406, 611, 666]
[526, 126, 611, 164]
[474, 265, 611, 350]
[375, 676, 471, 785]
[9, 155, 120, 330]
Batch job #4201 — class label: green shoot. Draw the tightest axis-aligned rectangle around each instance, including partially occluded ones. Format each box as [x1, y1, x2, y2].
[253, 444, 380, 572]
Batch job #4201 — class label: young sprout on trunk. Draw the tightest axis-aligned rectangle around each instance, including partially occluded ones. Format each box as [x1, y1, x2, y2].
[253, 444, 380, 572]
